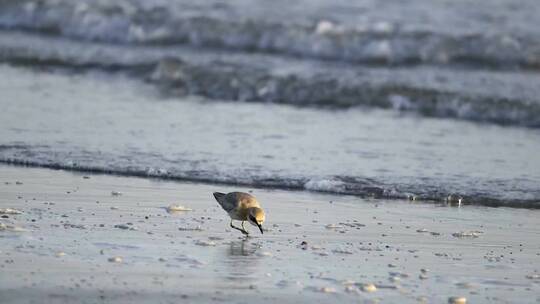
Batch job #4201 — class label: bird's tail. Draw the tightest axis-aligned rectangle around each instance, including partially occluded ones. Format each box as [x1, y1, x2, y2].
[213, 192, 226, 203]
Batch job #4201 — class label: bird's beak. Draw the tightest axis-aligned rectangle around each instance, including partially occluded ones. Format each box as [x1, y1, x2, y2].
[257, 224, 264, 234]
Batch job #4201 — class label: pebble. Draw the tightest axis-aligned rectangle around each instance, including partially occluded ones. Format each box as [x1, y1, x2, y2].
[452, 231, 483, 238]
[114, 224, 137, 230]
[525, 274, 540, 279]
[332, 248, 353, 254]
[389, 272, 409, 278]
[319, 287, 336, 293]
[56, 252, 66, 257]
[0, 208, 23, 215]
[167, 205, 193, 213]
[194, 240, 216, 247]
[325, 224, 343, 229]
[108, 256, 123, 263]
[361, 283, 377, 292]
[448, 296, 466, 304]
[455, 282, 474, 289]
[111, 191, 122, 196]
[0, 223, 27, 232]
[178, 226, 203, 231]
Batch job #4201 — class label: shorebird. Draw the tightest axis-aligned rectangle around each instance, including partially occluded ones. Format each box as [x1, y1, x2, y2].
[213, 192, 265, 235]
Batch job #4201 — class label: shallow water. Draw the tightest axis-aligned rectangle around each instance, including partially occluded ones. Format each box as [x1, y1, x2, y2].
[1, 65, 539, 207]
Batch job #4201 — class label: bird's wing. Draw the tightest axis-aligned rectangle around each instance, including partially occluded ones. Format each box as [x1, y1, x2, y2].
[215, 192, 240, 213]
[233, 192, 261, 208]
[214, 192, 260, 213]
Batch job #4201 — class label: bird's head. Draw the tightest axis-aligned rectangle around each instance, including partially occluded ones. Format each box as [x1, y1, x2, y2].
[247, 207, 265, 234]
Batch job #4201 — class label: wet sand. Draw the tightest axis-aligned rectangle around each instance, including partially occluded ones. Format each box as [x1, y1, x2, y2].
[1, 165, 539, 303]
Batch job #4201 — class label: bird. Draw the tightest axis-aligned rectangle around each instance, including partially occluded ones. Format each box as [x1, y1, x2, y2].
[213, 192, 265, 236]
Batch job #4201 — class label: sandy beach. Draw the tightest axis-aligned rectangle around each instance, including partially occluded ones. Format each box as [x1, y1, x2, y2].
[0, 164, 538, 303]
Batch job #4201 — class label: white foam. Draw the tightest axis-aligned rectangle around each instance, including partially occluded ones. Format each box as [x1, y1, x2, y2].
[304, 178, 345, 192]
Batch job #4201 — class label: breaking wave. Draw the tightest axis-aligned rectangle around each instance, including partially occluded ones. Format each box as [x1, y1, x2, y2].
[0, 0, 539, 69]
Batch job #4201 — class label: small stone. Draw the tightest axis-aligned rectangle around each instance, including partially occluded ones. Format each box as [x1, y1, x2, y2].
[419, 274, 428, 280]
[56, 252, 66, 257]
[167, 205, 193, 213]
[108, 256, 123, 263]
[455, 282, 474, 289]
[111, 191, 122, 196]
[0, 223, 27, 232]
[448, 296, 466, 304]
[389, 276, 401, 283]
[319, 287, 336, 293]
[0, 208, 23, 215]
[361, 283, 377, 292]
[325, 224, 343, 229]
[194, 240, 216, 247]
[452, 231, 483, 238]
[114, 224, 132, 230]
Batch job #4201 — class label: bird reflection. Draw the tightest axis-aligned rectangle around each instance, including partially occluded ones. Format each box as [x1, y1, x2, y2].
[218, 239, 262, 287]
[229, 238, 258, 256]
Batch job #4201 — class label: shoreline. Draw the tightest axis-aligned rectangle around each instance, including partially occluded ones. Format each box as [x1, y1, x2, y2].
[1, 162, 538, 210]
[1, 164, 540, 303]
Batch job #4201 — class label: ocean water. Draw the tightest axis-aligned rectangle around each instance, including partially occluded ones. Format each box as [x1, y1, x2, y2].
[0, 0, 539, 208]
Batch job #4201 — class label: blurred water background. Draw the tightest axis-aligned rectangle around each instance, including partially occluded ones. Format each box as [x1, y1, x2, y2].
[1, 0, 539, 207]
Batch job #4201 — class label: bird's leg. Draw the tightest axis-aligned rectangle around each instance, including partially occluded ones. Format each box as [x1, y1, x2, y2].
[230, 220, 249, 235]
[241, 221, 250, 235]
